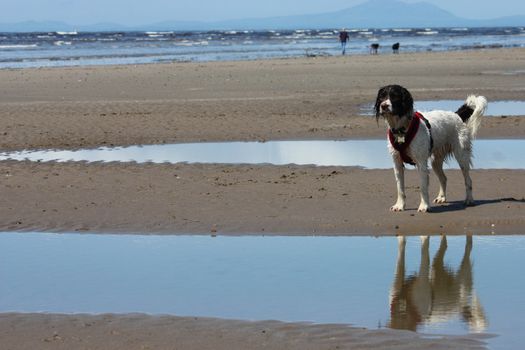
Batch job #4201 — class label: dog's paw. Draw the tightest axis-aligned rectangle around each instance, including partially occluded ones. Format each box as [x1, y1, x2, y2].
[390, 204, 405, 212]
[418, 204, 430, 213]
[464, 199, 476, 207]
[433, 196, 446, 204]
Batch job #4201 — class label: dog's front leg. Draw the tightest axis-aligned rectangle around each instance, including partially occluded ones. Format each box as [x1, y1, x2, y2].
[417, 162, 430, 212]
[391, 155, 406, 211]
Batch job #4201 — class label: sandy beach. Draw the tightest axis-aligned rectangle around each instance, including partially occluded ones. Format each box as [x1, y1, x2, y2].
[1, 48, 524, 348]
[1, 49, 524, 151]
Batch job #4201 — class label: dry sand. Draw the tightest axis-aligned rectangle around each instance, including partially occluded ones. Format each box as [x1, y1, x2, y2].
[1, 48, 524, 349]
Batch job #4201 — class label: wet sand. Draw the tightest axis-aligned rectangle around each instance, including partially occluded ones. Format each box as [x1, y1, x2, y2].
[1, 48, 524, 349]
[0, 313, 488, 350]
[1, 161, 524, 235]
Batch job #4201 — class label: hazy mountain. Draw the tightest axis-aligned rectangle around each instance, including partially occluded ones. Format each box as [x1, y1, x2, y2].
[0, 21, 129, 32]
[208, 0, 465, 30]
[0, 21, 75, 32]
[196, 0, 525, 30]
[477, 15, 525, 27]
[1, 0, 524, 32]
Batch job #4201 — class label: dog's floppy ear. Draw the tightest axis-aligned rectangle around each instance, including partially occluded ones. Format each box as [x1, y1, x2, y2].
[374, 86, 387, 121]
[398, 85, 414, 117]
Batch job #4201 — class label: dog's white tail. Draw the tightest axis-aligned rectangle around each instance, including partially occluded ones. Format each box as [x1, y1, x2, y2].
[465, 95, 487, 138]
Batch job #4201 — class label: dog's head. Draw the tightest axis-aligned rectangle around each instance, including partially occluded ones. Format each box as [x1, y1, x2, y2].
[374, 85, 414, 126]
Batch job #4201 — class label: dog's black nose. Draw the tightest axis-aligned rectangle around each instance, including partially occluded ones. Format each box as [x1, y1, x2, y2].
[380, 101, 389, 111]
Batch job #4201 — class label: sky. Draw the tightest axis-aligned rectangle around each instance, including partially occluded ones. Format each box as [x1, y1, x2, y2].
[2, 0, 525, 25]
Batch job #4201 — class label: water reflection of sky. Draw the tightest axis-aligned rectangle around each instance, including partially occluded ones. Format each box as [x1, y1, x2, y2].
[360, 100, 525, 116]
[1, 140, 524, 169]
[417, 100, 525, 116]
[0, 233, 524, 349]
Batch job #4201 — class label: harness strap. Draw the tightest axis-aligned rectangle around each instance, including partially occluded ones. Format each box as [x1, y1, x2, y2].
[419, 112, 434, 152]
[388, 112, 433, 166]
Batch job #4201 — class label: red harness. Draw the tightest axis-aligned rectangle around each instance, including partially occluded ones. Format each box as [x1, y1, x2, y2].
[388, 112, 432, 165]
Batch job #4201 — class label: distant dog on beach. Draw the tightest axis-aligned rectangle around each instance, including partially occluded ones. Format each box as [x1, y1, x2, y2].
[374, 84, 487, 212]
[392, 42, 400, 54]
[370, 43, 379, 54]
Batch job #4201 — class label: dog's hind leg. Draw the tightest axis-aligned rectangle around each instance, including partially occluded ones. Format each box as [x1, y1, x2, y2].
[391, 156, 406, 211]
[460, 163, 474, 206]
[432, 155, 447, 204]
[455, 151, 475, 206]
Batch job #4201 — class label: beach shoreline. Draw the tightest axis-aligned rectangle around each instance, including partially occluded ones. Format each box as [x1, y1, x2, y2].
[1, 48, 524, 349]
[1, 27, 523, 70]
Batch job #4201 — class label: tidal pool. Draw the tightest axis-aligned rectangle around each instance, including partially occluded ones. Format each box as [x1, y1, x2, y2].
[1, 233, 524, 349]
[360, 100, 525, 117]
[1, 139, 524, 169]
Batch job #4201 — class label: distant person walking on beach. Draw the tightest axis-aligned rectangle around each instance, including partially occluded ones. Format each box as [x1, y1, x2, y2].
[339, 28, 349, 55]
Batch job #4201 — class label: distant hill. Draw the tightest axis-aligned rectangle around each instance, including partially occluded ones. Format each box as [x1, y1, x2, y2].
[0, 20, 129, 32]
[0, 21, 76, 32]
[198, 0, 468, 30]
[1, 0, 524, 32]
[192, 0, 525, 30]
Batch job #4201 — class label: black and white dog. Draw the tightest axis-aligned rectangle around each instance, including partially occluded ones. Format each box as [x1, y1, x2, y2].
[374, 85, 487, 212]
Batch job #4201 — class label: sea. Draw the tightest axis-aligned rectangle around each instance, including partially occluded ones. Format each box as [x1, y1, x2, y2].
[0, 27, 524, 69]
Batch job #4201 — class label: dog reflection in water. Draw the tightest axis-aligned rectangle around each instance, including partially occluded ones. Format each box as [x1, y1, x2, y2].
[388, 235, 487, 332]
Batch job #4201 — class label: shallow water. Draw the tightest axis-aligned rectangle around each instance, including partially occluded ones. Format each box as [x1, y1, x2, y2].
[1, 233, 524, 349]
[360, 100, 525, 117]
[1, 139, 524, 169]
